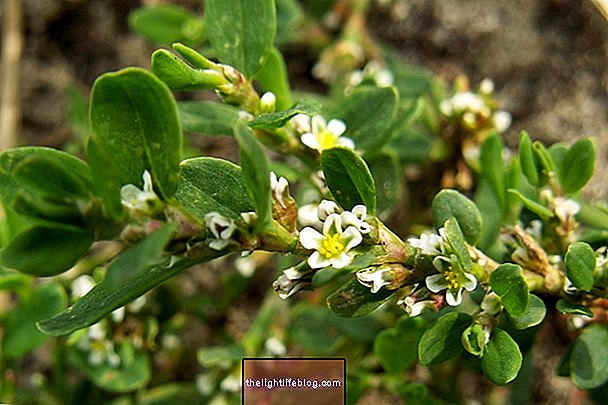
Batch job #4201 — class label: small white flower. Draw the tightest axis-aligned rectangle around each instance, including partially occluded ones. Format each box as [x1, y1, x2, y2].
[301, 115, 354, 151]
[270, 171, 290, 208]
[318, 199, 340, 221]
[299, 213, 363, 269]
[493, 111, 512, 132]
[408, 232, 445, 256]
[398, 296, 432, 317]
[265, 336, 287, 356]
[71, 275, 95, 298]
[356, 267, 392, 293]
[259, 92, 276, 113]
[111, 307, 125, 323]
[479, 78, 495, 94]
[341, 204, 372, 234]
[205, 212, 237, 250]
[298, 203, 322, 229]
[289, 113, 312, 134]
[426, 255, 477, 306]
[554, 197, 580, 223]
[451, 92, 486, 114]
[120, 170, 159, 212]
[273, 266, 311, 299]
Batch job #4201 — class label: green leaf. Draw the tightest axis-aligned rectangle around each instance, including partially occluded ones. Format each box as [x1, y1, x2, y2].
[2, 282, 67, 358]
[556, 299, 594, 317]
[13, 156, 90, 199]
[37, 226, 214, 336]
[289, 306, 341, 354]
[275, 0, 303, 44]
[326, 278, 395, 317]
[565, 241, 596, 292]
[374, 316, 425, 373]
[1, 224, 93, 276]
[255, 47, 293, 110]
[480, 133, 507, 211]
[490, 263, 529, 316]
[175, 157, 254, 222]
[332, 86, 399, 153]
[508, 189, 554, 218]
[178, 101, 240, 136]
[234, 120, 273, 231]
[151, 49, 225, 91]
[367, 151, 402, 218]
[557, 138, 596, 194]
[205, 0, 276, 78]
[74, 341, 151, 393]
[432, 189, 483, 245]
[198, 344, 246, 367]
[532, 141, 555, 176]
[418, 312, 471, 366]
[481, 328, 522, 385]
[571, 324, 608, 389]
[248, 100, 321, 130]
[129, 4, 205, 46]
[461, 323, 488, 358]
[443, 217, 473, 272]
[321, 147, 376, 214]
[518, 131, 540, 186]
[88, 68, 182, 217]
[506, 294, 546, 330]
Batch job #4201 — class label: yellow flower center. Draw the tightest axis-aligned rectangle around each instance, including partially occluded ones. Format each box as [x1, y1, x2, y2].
[319, 233, 344, 259]
[444, 270, 460, 290]
[317, 129, 338, 149]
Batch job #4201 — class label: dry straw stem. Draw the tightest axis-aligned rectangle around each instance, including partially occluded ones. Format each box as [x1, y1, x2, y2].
[0, 0, 23, 150]
[591, 0, 608, 20]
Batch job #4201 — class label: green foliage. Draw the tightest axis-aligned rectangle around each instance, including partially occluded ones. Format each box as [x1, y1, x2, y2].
[557, 138, 595, 195]
[129, 4, 205, 46]
[418, 312, 471, 366]
[432, 189, 482, 245]
[326, 278, 394, 317]
[490, 263, 529, 316]
[570, 324, 608, 389]
[374, 316, 425, 373]
[565, 241, 596, 292]
[481, 328, 522, 385]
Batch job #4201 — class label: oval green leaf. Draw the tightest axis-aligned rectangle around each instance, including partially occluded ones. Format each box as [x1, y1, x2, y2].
[418, 312, 472, 366]
[489, 263, 529, 316]
[518, 131, 539, 186]
[178, 101, 240, 136]
[558, 138, 595, 195]
[565, 241, 596, 292]
[205, 0, 276, 79]
[321, 147, 376, 214]
[88, 67, 182, 217]
[481, 328, 522, 385]
[506, 294, 546, 330]
[432, 189, 482, 244]
[571, 324, 608, 389]
[374, 316, 425, 374]
[480, 133, 507, 211]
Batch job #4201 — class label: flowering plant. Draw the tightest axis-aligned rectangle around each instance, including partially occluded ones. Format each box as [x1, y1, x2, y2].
[0, 0, 606, 403]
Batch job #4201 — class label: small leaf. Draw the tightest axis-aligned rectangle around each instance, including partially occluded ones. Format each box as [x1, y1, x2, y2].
[481, 328, 522, 385]
[367, 151, 402, 218]
[374, 316, 425, 373]
[198, 344, 246, 367]
[74, 341, 151, 393]
[151, 49, 224, 91]
[88, 68, 182, 217]
[331, 86, 399, 154]
[508, 189, 554, 218]
[13, 156, 90, 199]
[205, 0, 276, 78]
[249, 100, 321, 130]
[565, 241, 596, 292]
[178, 101, 240, 136]
[556, 299, 594, 317]
[289, 306, 341, 354]
[321, 147, 376, 214]
[129, 4, 205, 46]
[2, 282, 67, 359]
[506, 294, 546, 330]
[418, 312, 471, 366]
[443, 217, 473, 272]
[432, 189, 482, 245]
[518, 131, 539, 186]
[326, 278, 395, 318]
[255, 47, 293, 110]
[480, 133, 507, 211]
[532, 141, 555, 176]
[175, 157, 254, 222]
[234, 120, 273, 232]
[1, 225, 93, 276]
[558, 138, 596, 194]
[571, 324, 608, 389]
[490, 263, 529, 316]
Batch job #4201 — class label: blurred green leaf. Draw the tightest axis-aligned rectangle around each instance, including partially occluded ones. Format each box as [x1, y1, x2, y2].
[88, 68, 182, 217]
[205, 0, 276, 78]
[129, 4, 205, 46]
[275, 0, 303, 44]
[255, 47, 293, 110]
[175, 157, 254, 222]
[374, 316, 425, 373]
[571, 324, 608, 389]
[481, 328, 522, 385]
[2, 282, 67, 358]
[326, 278, 395, 317]
[565, 241, 595, 292]
[418, 312, 471, 366]
[249, 100, 321, 130]
[178, 101, 240, 136]
[432, 189, 482, 245]
[518, 131, 539, 186]
[556, 299, 593, 317]
[321, 147, 376, 214]
[506, 294, 546, 330]
[332, 86, 399, 154]
[234, 120, 273, 232]
[13, 156, 90, 199]
[198, 344, 246, 367]
[557, 138, 596, 195]
[367, 151, 402, 218]
[490, 263, 529, 316]
[480, 133, 507, 211]
[289, 306, 342, 354]
[1, 224, 93, 276]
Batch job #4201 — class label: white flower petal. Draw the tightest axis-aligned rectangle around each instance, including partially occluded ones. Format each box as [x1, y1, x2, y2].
[342, 226, 363, 251]
[327, 119, 346, 136]
[446, 288, 463, 306]
[299, 227, 325, 250]
[318, 200, 340, 220]
[311, 115, 327, 134]
[308, 251, 331, 269]
[301, 133, 320, 150]
[426, 273, 448, 293]
[337, 136, 355, 149]
[462, 272, 478, 291]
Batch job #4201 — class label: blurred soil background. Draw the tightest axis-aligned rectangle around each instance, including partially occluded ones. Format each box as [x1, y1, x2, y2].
[2, 1, 608, 404]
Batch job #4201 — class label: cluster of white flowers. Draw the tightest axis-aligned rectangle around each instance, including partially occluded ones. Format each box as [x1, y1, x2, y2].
[204, 212, 237, 251]
[289, 114, 354, 152]
[299, 200, 370, 269]
[346, 60, 394, 92]
[439, 79, 511, 133]
[407, 229, 477, 307]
